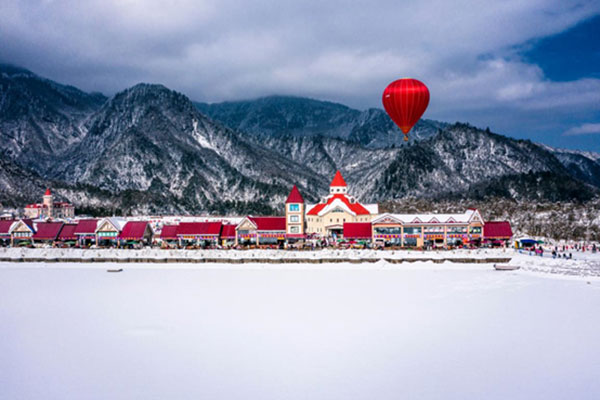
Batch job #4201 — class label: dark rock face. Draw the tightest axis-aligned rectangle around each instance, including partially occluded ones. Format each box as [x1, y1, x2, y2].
[1, 65, 598, 215]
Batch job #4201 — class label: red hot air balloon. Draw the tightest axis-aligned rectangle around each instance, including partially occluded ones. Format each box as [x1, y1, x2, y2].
[382, 78, 430, 141]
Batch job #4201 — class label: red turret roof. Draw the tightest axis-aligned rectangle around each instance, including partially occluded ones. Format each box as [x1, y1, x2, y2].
[45, 188, 52, 196]
[330, 170, 347, 187]
[286, 185, 305, 203]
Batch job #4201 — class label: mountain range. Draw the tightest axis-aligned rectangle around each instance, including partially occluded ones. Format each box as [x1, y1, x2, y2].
[1, 63, 599, 215]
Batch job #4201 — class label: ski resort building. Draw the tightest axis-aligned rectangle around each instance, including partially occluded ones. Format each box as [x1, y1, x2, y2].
[370, 209, 486, 247]
[32, 222, 64, 244]
[74, 219, 99, 246]
[120, 221, 153, 245]
[95, 217, 127, 245]
[56, 223, 78, 244]
[8, 219, 35, 246]
[24, 189, 75, 220]
[235, 216, 286, 245]
[304, 171, 379, 237]
[177, 222, 223, 246]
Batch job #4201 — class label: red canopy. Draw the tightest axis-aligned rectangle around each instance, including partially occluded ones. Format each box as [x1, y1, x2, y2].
[484, 221, 513, 239]
[343, 222, 372, 240]
[33, 222, 64, 240]
[248, 217, 286, 231]
[120, 221, 150, 240]
[178, 222, 223, 236]
[160, 225, 179, 240]
[74, 219, 98, 235]
[0, 220, 15, 235]
[221, 224, 237, 239]
[57, 224, 78, 241]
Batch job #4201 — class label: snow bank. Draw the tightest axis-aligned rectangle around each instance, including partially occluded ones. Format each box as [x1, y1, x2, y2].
[0, 247, 512, 261]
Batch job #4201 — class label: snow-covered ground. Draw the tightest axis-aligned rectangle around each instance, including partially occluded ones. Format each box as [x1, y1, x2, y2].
[1, 261, 600, 400]
[2, 247, 600, 278]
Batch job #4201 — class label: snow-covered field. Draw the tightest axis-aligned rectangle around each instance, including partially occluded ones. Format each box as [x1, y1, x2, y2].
[1, 260, 600, 400]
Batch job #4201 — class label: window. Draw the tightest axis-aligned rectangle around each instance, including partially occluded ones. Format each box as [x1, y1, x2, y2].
[404, 227, 422, 234]
[289, 215, 299, 222]
[470, 227, 482, 234]
[289, 204, 299, 212]
[290, 226, 300, 233]
[375, 227, 402, 235]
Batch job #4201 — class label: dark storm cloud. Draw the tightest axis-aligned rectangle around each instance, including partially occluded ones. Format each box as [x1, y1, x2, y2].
[1, 0, 600, 149]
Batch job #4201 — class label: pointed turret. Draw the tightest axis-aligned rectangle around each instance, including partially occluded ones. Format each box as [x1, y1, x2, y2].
[286, 185, 305, 204]
[285, 185, 305, 239]
[329, 170, 348, 194]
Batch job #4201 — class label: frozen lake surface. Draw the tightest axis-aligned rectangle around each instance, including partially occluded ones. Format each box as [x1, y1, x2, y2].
[2, 262, 600, 400]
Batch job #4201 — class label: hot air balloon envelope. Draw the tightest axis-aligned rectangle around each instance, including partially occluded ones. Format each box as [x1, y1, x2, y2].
[382, 79, 430, 138]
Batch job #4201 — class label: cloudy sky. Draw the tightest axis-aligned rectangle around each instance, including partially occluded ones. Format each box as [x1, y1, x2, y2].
[1, 0, 599, 151]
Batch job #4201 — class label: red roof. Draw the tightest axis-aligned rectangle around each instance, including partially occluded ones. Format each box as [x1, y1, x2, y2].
[57, 224, 78, 241]
[21, 219, 35, 232]
[0, 220, 15, 235]
[45, 188, 52, 196]
[221, 224, 237, 239]
[74, 219, 98, 235]
[120, 221, 150, 240]
[177, 222, 223, 236]
[248, 217, 286, 231]
[330, 170, 347, 187]
[33, 222, 63, 240]
[307, 194, 371, 216]
[160, 225, 179, 240]
[286, 185, 305, 204]
[343, 222, 372, 239]
[484, 221, 513, 239]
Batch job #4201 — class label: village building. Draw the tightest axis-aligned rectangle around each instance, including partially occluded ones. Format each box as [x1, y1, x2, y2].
[483, 221, 513, 246]
[120, 221, 153, 246]
[235, 216, 286, 246]
[159, 225, 179, 247]
[177, 222, 223, 246]
[9, 219, 35, 246]
[371, 209, 485, 247]
[32, 222, 64, 245]
[56, 223, 78, 246]
[95, 217, 127, 245]
[220, 224, 237, 246]
[0, 220, 16, 246]
[74, 219, 99, 246]
[24, 189, 75, 220]
[305, 171, 378, 237]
